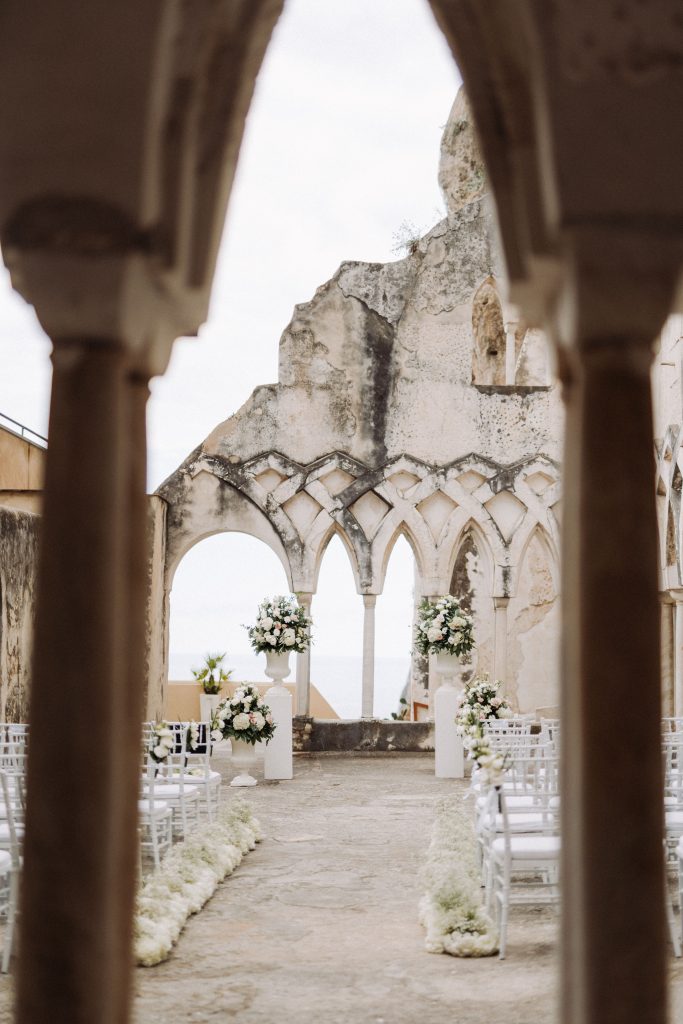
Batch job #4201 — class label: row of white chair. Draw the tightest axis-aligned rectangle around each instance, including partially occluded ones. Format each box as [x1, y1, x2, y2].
[473, 731, 561, 959]
[139, 721, 222, 869]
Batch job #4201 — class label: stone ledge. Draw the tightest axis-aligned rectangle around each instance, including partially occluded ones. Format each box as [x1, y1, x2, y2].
[293, 717, 434, 753]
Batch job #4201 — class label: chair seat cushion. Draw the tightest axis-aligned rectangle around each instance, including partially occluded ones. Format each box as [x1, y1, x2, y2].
[488, 813, 552, 832]
[173, 771, 221, 784]
[149, 784, 199, 798]
[491, 835, 561, 859]
[138, 800, 170, 815]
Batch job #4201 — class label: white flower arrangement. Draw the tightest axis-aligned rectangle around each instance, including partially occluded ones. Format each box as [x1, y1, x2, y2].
[413, 596, 475, 657]
[210, 684, 276, 746]
[245, 595, 312, 655]
[467, 736, 511, 787]
[134, 798, 262, 967]
[419, 795, 498, 957]
[455, 673, 512, 747]
[148, 721, 176, 764]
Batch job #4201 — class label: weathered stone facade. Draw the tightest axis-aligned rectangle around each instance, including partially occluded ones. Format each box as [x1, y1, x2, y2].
[0, 506, 39, 721]
[154, 92, 564, 717]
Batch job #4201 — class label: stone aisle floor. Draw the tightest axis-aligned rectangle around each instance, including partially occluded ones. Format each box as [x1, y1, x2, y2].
[137, 752, 562, 1024]
[1, 752, 682, 1023]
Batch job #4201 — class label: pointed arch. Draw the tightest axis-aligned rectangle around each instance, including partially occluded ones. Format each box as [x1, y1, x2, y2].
[376, 522, 424, 594]
[445, 518, 495, 599]
[471, 276, 506, 385]
[311, 522, 362, 595]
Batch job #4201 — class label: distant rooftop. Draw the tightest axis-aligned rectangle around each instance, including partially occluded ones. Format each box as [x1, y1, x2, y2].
[0, 411, 47, 449]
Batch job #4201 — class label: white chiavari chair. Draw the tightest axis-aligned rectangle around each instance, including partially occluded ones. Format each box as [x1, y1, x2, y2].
[483, 783, 561, 959]
[143, 723, 201, 839]
[138, 735, 173, 870]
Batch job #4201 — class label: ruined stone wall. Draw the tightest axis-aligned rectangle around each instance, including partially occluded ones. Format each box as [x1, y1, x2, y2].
[0, 506, 39, 721]
[156, 89, 564, 716]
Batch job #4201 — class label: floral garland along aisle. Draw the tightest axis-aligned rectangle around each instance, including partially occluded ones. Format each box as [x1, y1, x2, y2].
[419, 794, 498, 957]
[134, 798, 262, 967]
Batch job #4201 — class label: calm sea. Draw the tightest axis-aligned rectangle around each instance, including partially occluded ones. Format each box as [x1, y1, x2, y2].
[169, 651, 411, 720]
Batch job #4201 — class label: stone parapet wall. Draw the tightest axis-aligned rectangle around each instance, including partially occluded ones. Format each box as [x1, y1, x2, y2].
[293, 716, 435, 753]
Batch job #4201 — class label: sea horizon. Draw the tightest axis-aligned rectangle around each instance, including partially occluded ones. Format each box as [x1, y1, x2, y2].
[169, 651, 411, 720]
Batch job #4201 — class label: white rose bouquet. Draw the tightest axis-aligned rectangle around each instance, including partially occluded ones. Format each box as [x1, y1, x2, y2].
[148, 721, 176, 764]
[210, 685, 277, 746]
[455, 673, 512, 746]
[413, 596, 474, 657]
[245, 595, 312, 655]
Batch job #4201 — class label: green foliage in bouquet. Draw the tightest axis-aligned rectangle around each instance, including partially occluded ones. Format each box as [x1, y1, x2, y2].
[413, 595, 475, 657]
[245, 595, 312, 655]
[192, 652, 232, 695]
[210, 685, 277, 746]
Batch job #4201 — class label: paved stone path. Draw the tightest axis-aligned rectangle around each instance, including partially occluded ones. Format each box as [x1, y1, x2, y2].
[135, 752, 562, 1024]
[1, 752, 682, 1022]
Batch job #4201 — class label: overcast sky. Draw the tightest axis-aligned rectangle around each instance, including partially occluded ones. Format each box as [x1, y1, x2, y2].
[0, 0, 461, 708]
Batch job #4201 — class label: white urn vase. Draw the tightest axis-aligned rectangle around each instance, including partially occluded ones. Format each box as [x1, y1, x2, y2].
[264, 649, 292, 684]
[199, 692, 221, 723]
[263, 648, 293, 781]
[434, 650, 464, 779]
[435, 651, 462, 683]
[230, 738, 259, 787]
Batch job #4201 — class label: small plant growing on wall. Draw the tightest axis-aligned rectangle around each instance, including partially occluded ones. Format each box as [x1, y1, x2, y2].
[192, 652, 232, 695]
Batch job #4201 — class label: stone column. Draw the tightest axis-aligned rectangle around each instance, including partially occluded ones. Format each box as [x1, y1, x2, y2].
[111, 374, 151, 1023]
[493, 596, 509, 685]
[295, 592, 313, 717]
[560, 332, 666, 1024]
[672, 592, 683, 717]
[18, 339, 131, 1024]
[660, 593, 675, 717]
[505, 322, 517, 385]
[361, 595, 377, 719]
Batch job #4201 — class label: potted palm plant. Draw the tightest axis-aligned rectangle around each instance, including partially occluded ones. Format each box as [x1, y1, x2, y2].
[192, 652, 233, 722]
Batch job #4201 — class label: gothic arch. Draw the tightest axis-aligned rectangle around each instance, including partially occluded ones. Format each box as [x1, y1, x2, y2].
[311, 522, 362, 595]
[376, 523, 424, 595]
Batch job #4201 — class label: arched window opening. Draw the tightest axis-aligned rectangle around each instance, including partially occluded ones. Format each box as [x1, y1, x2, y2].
[450, 526, 493, 684]
[471, 277, 506, 386]
[312, 534, 363, 719]
[471, 277, 551, 388]
[168, 532, 289, 697]
[507, 530, 560, 715]
[376, 534, 417, 720]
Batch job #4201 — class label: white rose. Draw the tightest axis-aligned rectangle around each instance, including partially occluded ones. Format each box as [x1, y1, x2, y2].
[251, 712, 265, 731]
[448, 635, 457, 645]
[282, 628, 296, 646]
[260, 617, 273, 629]
[427, 626, 442, 642]
[232, 713, 250, 730]
[153, 745, 168, 759]
[210, 729, 223, 743]
[267, 634, 277, 645]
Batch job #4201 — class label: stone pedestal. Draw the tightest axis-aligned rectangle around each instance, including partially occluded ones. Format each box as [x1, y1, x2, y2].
[434, 653, 464, 778]
[263, 650, 293, 780]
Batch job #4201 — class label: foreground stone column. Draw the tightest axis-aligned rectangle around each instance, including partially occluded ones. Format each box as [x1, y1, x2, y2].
[18, 339, 131, 1024]
[493, 596, 509, 686]
[295, 592, 313, 717]
[111, 374, 151, 1023]
[561, 333, 666, 1024]
[361, 595, 377, 719]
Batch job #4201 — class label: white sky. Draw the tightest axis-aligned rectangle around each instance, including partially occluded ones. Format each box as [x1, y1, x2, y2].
[0, 0, 461, 705]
